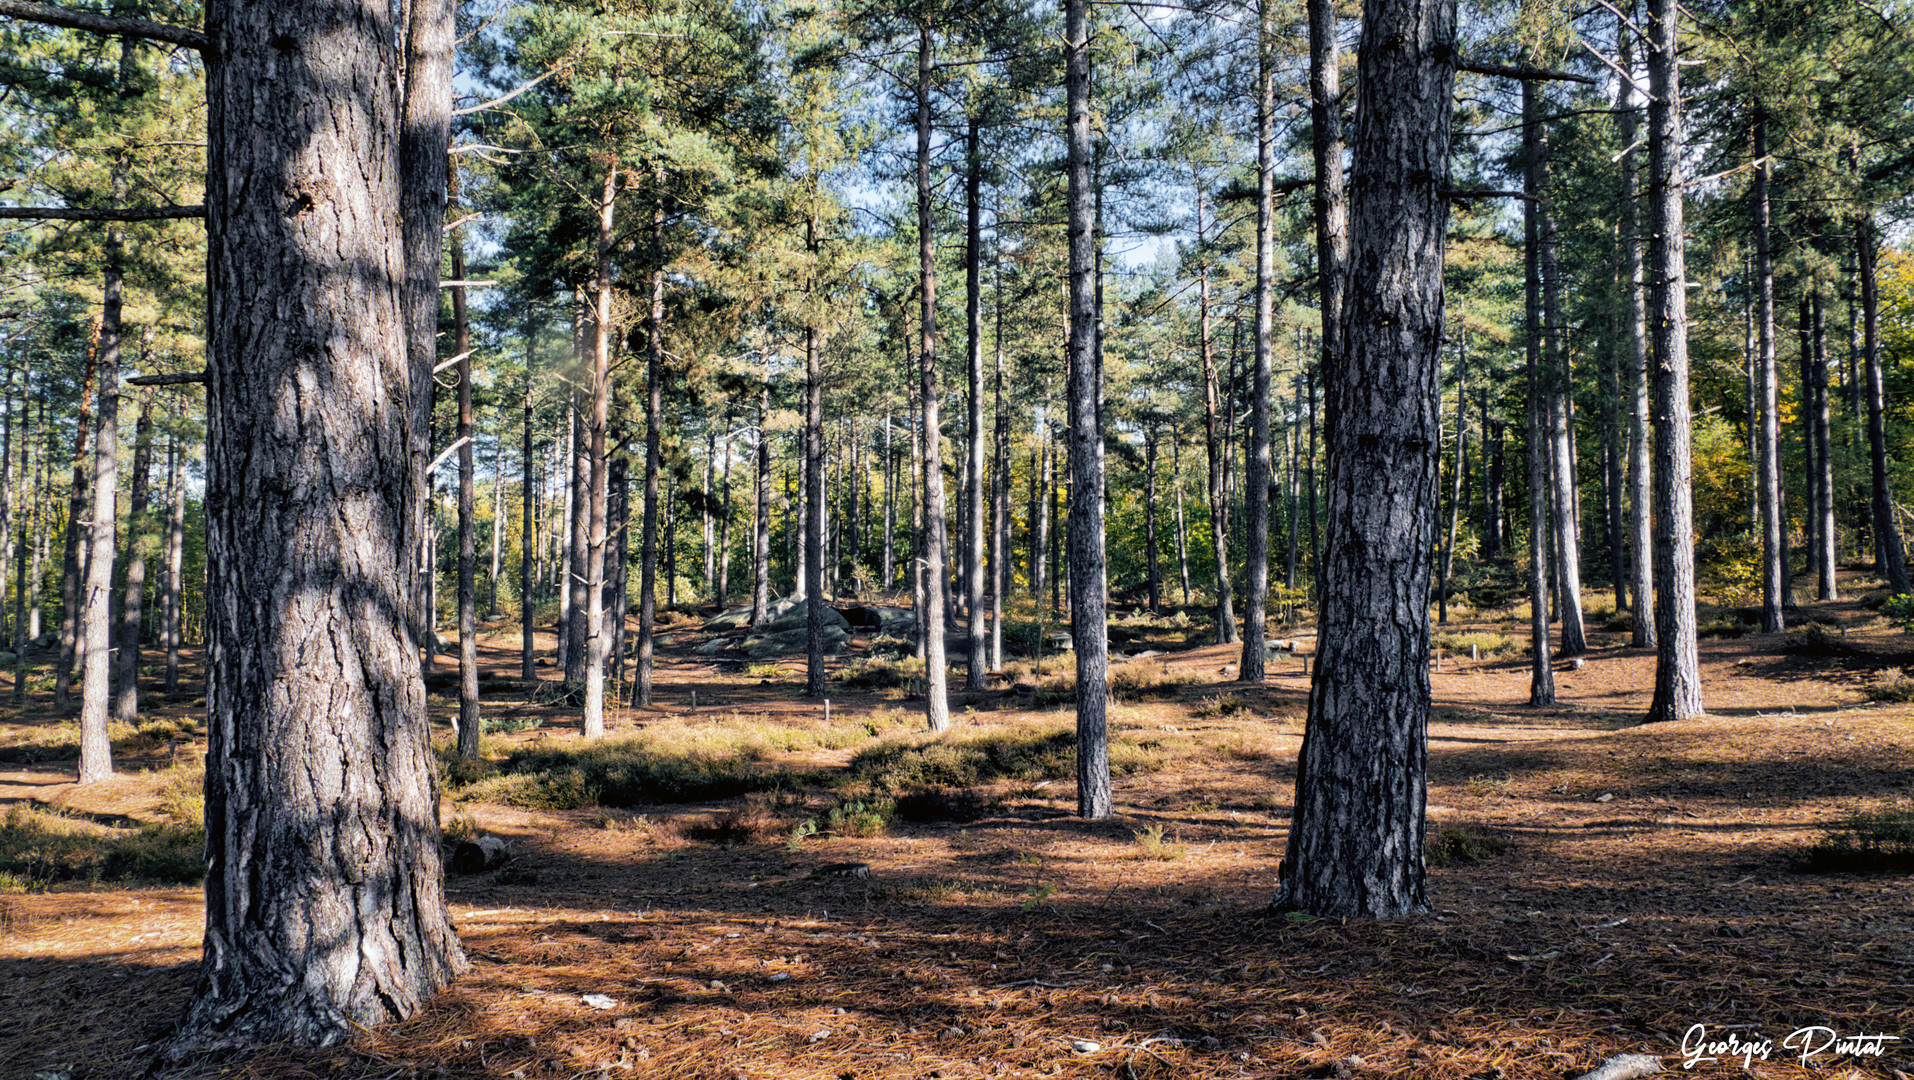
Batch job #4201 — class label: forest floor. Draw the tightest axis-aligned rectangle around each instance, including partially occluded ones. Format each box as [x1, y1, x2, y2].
[0, 577, 1911, 1080]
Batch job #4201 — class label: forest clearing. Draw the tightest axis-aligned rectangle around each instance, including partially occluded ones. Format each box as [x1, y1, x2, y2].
[2, 581, 1910, 1080]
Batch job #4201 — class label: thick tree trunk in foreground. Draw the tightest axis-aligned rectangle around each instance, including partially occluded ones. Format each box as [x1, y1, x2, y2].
[1065, 0, 1109, 820]
[1276, 0, 1449, 917]
[1645, 0, 1703, 724]
[171, 0, 465, 1050]
[1753, 108, 1784, 633]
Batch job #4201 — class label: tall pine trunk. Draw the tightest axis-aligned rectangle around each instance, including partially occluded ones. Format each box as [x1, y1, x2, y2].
[1277, 0, 1451, 917]
[964, 116, 987, 692]
[171, 0, 466, 1043]
[452, 204, 480, 759]
[1645, 0, 1704, 723]
[1619, 7, 1656, 647]
[1753, 105, 1783, 628]
[917, 22, 949, 732]
[114, 380, 154, 722]
[637, 187, 666, 706]
[1195, 184, 1233, 644]
[1858, 214, 1906, 592]
[77, 225, 124, 784]
[580, 158, 617, 738]
[1065, 0, 1110, 819]
[1240, 8, 1275, 682]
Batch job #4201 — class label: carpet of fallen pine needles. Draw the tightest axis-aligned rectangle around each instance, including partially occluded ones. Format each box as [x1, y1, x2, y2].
[1, 583, 1911, 1080]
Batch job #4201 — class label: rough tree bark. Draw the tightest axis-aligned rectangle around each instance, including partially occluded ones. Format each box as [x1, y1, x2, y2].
[1752, 107, 1784, 632]
[1065, 0, 1110, 820]
[169, 0, 466, 1047]
[1858, 215, 1907, 593]
[805, 214, 827, 699]
[113, 378, 154, 723]
[637, 186, 665, 706]
[964, 114, 987, 692]
[580, 157, 616, 737]
[451, 201, 479, 759]
[77, 225, 123, 784]
[1275, 0, 1452, 917]
[917, 21, 950, 733]
[1195, 183, 1234, 644]
[1618, 8, 1655, 648]
[1644, 0, 1704, 723]
[1240, 4, 1275, 683]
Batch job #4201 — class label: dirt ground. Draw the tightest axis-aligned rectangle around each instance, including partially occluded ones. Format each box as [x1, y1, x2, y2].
[1, 579, 1911, 1080]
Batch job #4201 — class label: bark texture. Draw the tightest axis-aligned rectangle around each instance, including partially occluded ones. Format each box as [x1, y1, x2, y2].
[1275, 0, 1450, 917]
[174, 0, 465, 1049]
[1644, 0, 1703, 723]
[915, 24, 949, 732]
[1753, 109, 1785, 633]
[1065, 0, 1110, 820]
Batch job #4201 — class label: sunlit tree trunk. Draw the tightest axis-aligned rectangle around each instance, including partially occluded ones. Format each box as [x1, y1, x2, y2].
[1065, 0, 1109, 819]
[1645, 0, 1703, 723]
[1277, 0, 1451, 917]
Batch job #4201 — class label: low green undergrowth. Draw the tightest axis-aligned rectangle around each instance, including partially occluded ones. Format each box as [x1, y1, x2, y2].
[0, 806, 204, 891]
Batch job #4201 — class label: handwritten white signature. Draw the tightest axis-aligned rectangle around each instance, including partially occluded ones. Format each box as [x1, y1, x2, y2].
[1681, 1023, 1901, 1070]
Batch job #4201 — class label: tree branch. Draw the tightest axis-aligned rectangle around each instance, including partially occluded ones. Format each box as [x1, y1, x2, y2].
[0, 0, 210, 54]
[126, 370, 207, 386]
[0, 203, 205, 222]
[1442, 188, 1536, 202]
[1456, 57, 1597, 84]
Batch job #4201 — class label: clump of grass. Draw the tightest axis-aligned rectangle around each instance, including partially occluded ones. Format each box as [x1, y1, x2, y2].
[154, 761, 205, 825]
[1698, 616, 1751, 640]
[1799, 804, 1914, 873]
[826, 798, 893, 837]
[1865, 667, 1914, 703]
[1431, 631, 1516, 658]
[1790, 621, 1856, 655]
[442, 812, 480, 846]
[1132, 822, 1186, 861]
[893, 786, 998, 823]
[691, 801, 787, 845]
[0, 715, 200, 764]
[1193, 693, 1252, 719]
[1208, 732, 1275, 761]
[743, 662, 783, 680]
[848, 723, 1169, 795]
[835, 655, 925, 690]
[1425, 822, 1515, 867]
[0, 805, 204, 890]
[1108, 660, 1201, 701]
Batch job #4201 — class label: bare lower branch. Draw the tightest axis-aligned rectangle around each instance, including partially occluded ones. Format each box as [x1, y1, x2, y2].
[0, 203, 205, 222]
[0, 0, 209, 53]
[1457, 57, 1597, 84]
[126, 370, 207, 386]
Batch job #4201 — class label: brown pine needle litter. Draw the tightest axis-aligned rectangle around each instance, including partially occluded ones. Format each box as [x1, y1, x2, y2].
[2, 609, 1911, 1080]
